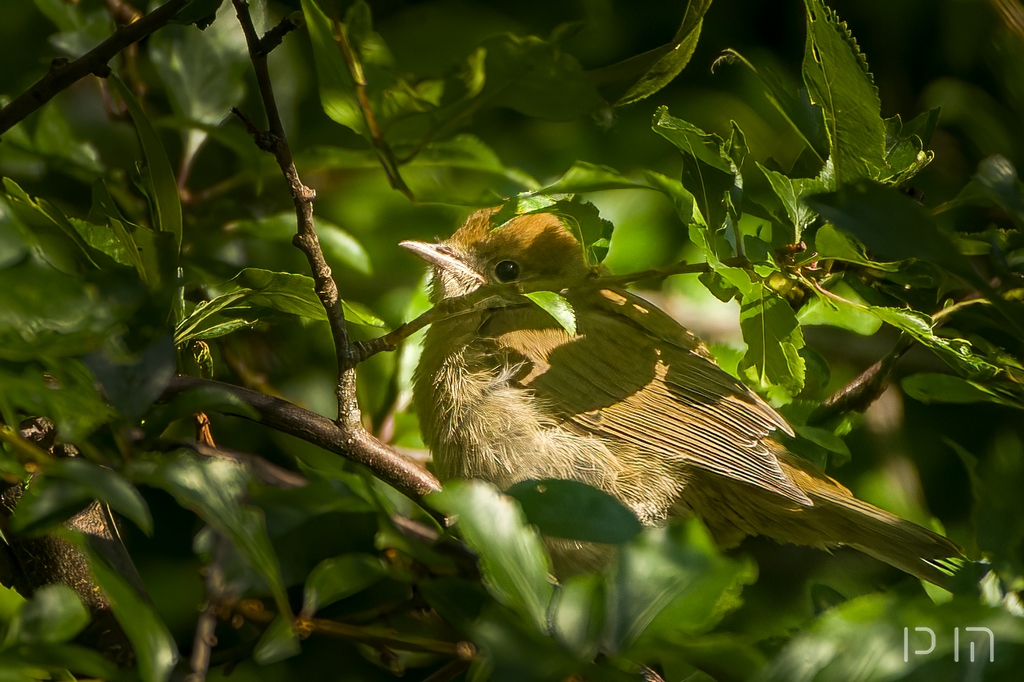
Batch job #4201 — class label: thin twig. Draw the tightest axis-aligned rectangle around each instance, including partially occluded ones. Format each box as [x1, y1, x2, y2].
[234, 600, 473, 656]
[354, 287, 516, 362]
[186, 535, 231, 682]
[587, 260, 711, 288]
[333, 18, 413, 199]
[231, 0, 358, 426]
[0, 0, 187, 135]
[164, 376, 441, 500]
[182, 442, 309, 489]
[389, 514, 480, 575]
[256, 14, 304, 57]
[932, 296, 990, 324]
[354, 263, 711, 363]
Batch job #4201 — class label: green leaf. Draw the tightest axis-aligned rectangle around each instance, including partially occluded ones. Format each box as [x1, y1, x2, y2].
[151, 1, 245, 166]
[802, 0, 886, 184]
[172, 0, 226, 28]
[506, 479, 643, 544]
[140, 383, 260, 442]
[9, 478, 93, 536]
[253, 614, 301, 665]
[758, 162, 830, 242]
[595, 0, 713, 107]
[230, 213, 372, 275]
[475, 33, 605, 121]
[0, 257, 119, 361]
[523, 291, 577, 336]
[11, 585, 89, 644]
[901, 107, 941, 148]
[878, 113, 935, 186]
[76, 533, 179, 682]
[534, 162, 697, 230]
[973, 155, 1024, 227]
[429, 480, 555, 632]
[31, 98, 104, 175]
[177, 268, 386, 344]
[606, 520, 756, 654]
[403, 135, 538, 188]
[302, 554, 387, 616]
[342, 300, 386, 328]
[813, 222, 900, 272]
[552, 573, 605, 660]
[807, 181, 1002, 303]
[217, 268, 328, 319]
[68, 215, 136, 270]
[12, 458, 153, 536]
[902, 373, 1005, 405]
[0, 199, 28, 268]
[865, 306, 1001, 380]
[535, 160, 653, 194]
[652, 109, 741, 258]
[301, 0, 365, 135]
[3, 177, 100, 275]
[715, 49, 828, 165]
[53, 460, 153, 535]
[763, 592, 1024, 682]
[739, 285, 806, 395]
[109, 75, 182, 252]
[131, 451, 292, 619]
[300, 135, 539, 205]
[84, 337, 176, 421]
[797, 279, 882, 335]
[0, 643, 127, 681]
[0, 361, 112, 442]
[151, 0, 248, 168]
[949, 433, 1024, 582]
[794, 425, 850, 461]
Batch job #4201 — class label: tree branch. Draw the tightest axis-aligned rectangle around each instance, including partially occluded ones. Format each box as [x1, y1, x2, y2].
[587, 260, 711, 288]
[105, 0, 143, 26]
[231, 0, 361, 428]
[354, 286, 516, 362]
[808, 335, 912, 425]
[354, 262, 712, 363]
[256, 13, 304, 57]
[234, 599, 474, 656]
[0, 0, 187, 135]
[333, 17, 413, 199]
[165, 376, 441, 500]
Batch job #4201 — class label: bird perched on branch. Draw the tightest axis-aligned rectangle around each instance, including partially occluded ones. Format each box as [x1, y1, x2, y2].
[405, 207, 962, 585]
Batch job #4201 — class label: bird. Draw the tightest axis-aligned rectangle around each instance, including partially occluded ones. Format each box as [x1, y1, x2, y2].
[404, 207, 963, 585]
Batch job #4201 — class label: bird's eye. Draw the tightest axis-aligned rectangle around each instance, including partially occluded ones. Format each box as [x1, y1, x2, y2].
[494, 260, 521, 282]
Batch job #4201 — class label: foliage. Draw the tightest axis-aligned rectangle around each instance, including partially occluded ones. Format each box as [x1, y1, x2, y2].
[1, 0, 1023, 680]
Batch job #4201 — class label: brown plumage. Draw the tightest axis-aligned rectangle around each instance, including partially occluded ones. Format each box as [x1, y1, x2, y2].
[406, 209, 963, 585]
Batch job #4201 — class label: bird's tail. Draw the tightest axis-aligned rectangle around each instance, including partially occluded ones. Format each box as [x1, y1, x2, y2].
[818, 491, 963, 587]
[777, 453, 964, 587]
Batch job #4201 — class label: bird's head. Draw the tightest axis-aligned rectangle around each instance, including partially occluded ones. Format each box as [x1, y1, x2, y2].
[401, 208, 596, 302]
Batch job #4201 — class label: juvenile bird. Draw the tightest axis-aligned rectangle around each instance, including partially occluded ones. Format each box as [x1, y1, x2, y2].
[406, 208, 962, 584]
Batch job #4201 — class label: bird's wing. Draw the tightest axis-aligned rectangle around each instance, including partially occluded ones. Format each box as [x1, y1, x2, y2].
[481, 287, 812, 506]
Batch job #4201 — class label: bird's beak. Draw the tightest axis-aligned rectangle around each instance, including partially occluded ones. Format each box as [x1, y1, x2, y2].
[400, 240, 485, 283]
